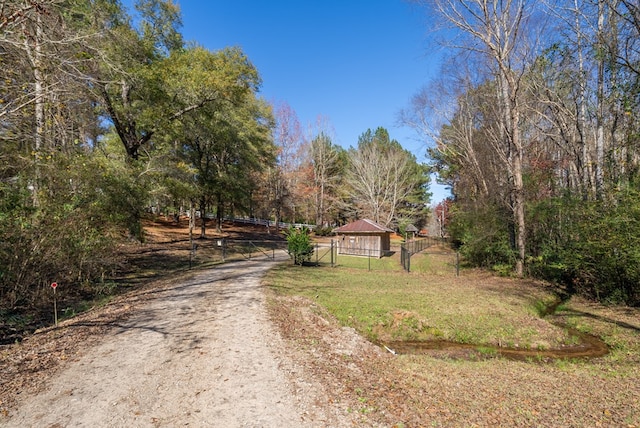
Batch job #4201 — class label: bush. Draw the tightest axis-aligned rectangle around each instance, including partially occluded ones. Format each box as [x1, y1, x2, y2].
[313, 226, 334, 237]
[526, 192, 640, 306]
[448, 191, 640, 306]
[0, 155, 142, 320]
[564, 192, 640, 305]
[284, 226, 314, 265]
[448, 203, 516, 270]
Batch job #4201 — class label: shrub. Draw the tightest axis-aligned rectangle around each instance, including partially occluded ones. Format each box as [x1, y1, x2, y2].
[284, 226, 314, 265]
[448, 203, 516, 270]
[526, 192, 640, 305]
[0, 155, 140, 319]
[313, 226, 334, 237]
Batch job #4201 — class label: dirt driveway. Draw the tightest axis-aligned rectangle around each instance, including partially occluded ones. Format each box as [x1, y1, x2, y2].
[3, 254, 353, 427]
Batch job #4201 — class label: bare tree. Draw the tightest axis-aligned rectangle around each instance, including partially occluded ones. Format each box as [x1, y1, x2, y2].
[1, 0, 105, 205]
[542, 0, 638, 196]
[347, 128, 419, 228]
[270, 101, 307, 227]
[424, 0, 542, 276]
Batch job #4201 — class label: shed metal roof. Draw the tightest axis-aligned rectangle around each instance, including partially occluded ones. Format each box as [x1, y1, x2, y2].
[333, 219, 393, 234]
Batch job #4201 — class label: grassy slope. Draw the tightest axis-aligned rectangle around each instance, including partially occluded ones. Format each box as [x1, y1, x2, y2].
[268, 249, 573, 349]
[264, 247, 640, 426]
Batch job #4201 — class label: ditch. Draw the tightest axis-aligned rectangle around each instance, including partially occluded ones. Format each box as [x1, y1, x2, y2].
[381, 324, 609, 362]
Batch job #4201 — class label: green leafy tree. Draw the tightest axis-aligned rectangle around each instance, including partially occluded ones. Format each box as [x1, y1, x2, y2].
[309, 132, 342, 226]
[170, 53, 275, 235]
[0, 0, 146, 316]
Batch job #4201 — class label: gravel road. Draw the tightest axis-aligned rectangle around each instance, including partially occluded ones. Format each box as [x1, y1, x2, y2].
[4, 254, 345, 427]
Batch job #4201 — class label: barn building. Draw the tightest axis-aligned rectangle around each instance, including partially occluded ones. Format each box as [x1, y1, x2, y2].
[333, 219, 393, 258]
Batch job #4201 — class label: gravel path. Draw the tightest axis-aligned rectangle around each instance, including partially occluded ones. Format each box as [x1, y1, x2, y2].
[4, 255, 341, 427]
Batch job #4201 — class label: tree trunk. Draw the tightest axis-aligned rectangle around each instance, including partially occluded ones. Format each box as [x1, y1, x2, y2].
[216, 193, 223, 233]
[512, 141, 526, 277]
[595, 0, 606, 199]
[574, 0, 592, 198]
[22, 10, 45, 206]
[199, 196, 206, 238]
[189, 201, 195, 248]
[498, 64, 526, 277]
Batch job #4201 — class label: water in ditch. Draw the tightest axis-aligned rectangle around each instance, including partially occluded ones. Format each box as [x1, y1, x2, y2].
[381, 325, 609, 362]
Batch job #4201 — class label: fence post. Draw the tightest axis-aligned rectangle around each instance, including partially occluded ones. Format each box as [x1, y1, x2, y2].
[334, 239, 338, 266]
[222, 238, 226, 262]
[368, 248, 371, 271]
[330, 239, 334, 267]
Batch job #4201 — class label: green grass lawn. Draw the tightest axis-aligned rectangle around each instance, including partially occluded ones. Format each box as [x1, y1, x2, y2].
[265, 245, 640, 366]
[265, 257, 568, 349]
[264, 246, 640, 426]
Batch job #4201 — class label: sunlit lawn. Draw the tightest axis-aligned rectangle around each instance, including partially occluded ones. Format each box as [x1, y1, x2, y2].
[265, 250, 567, 348]
[264, 244, 640, 426]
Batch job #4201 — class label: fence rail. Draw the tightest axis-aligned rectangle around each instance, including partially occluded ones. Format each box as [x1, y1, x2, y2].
[184, 238, 289, 268]
[179, 211, 318, 230]
[222, 216, 317, 230]
[400, 237, 446, 272]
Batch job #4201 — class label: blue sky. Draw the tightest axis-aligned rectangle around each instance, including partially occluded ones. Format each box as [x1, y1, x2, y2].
[130, 1, 451, 201]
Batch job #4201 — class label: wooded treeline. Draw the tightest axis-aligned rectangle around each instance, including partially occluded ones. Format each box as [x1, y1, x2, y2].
[0, 1, 430, 322]
[406, 0, 639, 305]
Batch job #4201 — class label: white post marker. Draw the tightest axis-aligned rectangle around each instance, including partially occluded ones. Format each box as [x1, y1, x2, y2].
[51, 282, 58, 326]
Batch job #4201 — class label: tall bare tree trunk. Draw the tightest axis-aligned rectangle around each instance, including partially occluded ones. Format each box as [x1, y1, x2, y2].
[512, 121, 526, 277]
[500, 70, 526, 277]
[574, 0, 593, 198]
[22, 10, 45, 206]
[595, 0, 606, 199]
[430, 0, 531, 276]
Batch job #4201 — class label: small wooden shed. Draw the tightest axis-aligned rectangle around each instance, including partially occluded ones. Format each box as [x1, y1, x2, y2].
[405, 224, 418, 240]
[333, 219, 393, 258]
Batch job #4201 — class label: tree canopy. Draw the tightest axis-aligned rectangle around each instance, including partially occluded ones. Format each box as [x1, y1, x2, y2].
[409, 0, 640, 304]
[0, 0, 275, 319]
[0, 0, 433, 324]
